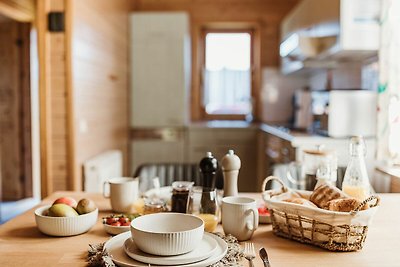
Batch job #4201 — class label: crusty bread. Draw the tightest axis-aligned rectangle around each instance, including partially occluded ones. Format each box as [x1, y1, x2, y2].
[310, 183, 348, 208]
[283, 197, 318, 208]
[325, 198, 369, 212]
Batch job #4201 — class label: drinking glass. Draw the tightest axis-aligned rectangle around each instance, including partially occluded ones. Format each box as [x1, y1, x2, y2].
[187, 186, 219, 232]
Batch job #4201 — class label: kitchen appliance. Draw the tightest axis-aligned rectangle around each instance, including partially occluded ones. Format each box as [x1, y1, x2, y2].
[292, 88, 313, 130]
[129, 12, 191, 173]
[280, 0, 381, 74]
[286, 147, 338, 190]
[311, 89, 377, 138]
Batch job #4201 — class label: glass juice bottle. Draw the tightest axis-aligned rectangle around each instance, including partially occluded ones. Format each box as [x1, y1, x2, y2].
[342, 136, 370, 201]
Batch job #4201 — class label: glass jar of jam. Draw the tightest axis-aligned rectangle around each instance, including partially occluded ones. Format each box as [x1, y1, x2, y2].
[171, 181, 194, 213]
[144, 199, 167, 214]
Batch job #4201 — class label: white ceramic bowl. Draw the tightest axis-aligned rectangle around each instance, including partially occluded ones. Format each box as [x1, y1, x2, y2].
[103, 223, 130, 235]
[35, 205, 98, 236]
[130, 213, 204, 256]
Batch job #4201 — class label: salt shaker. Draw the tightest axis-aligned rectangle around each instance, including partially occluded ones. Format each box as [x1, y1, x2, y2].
[221, 150, 241, 197]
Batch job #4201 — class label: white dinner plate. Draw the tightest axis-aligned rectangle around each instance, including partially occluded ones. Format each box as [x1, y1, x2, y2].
[123, 234, 217, 265]
[104, 232, 228, 267]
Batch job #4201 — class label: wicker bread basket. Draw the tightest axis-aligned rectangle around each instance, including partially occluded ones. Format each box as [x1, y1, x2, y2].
[261, 176, 380, 251]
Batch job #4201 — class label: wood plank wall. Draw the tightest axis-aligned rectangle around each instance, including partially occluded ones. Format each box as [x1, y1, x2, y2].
[70, 0, 131, 190]
[0, 0, 34, 22]
[132, 0, 299, 121]
[0, 20, 31, 200]
[36, 0, 69, 196]
[49, 0, 69, 192]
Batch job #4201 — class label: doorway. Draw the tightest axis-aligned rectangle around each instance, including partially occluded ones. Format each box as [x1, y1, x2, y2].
[0, 12, 40, 223]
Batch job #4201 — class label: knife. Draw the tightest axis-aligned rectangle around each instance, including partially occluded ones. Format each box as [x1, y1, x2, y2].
[259, 248, 271, 267]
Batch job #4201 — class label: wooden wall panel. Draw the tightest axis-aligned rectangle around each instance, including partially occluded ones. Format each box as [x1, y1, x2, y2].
[0, 21, 21, 200]
[0, 20, 32, 200]
[46, 0, 69, 192]
[0, 0, 34, 22]
[35, 0, 69, 197]
[70, 0, 131, 190]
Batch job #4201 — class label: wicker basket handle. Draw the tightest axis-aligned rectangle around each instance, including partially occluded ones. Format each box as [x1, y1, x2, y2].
[261, 176, 288, 193]
[351, 195, 380, 213]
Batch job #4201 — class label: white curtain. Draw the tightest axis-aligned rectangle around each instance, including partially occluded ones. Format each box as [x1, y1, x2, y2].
[377, 0, 400, 162]
[204, 68, 251, 114]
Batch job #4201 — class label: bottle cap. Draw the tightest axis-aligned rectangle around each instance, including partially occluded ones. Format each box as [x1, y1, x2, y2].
[221, 150, 241, 171]
[349, 135, 366, 156]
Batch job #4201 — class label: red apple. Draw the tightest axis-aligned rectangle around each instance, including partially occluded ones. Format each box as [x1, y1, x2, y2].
[52, 197, 77, 208]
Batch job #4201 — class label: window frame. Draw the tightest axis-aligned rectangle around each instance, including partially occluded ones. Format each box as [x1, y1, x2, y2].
[193, 23, 261, 122]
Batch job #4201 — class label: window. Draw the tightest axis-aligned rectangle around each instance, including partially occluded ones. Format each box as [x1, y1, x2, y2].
[203, 32, 252, 116]
[194, 27, 259, 121]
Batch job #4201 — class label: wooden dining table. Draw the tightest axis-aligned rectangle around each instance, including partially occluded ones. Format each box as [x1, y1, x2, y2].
[0, 191, 399, 267]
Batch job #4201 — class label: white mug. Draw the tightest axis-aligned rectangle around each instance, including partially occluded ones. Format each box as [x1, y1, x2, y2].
[222, 196, 259, 241]
[103, 177, 139, 212]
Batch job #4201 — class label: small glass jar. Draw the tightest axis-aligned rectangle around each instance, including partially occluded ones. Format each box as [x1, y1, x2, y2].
[187, 187, 219, 232]
[144, 199, 167, 214]
[171, 181, 194, 213]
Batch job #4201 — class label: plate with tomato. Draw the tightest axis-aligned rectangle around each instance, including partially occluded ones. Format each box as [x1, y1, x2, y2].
[258, 205, 271, 224]
[102, 214, 141, 235]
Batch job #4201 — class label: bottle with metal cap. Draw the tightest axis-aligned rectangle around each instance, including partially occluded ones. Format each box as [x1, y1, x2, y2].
[341, 136, 371, 201]
[221, 150, 241, 197]
[199, 152, 218, 190]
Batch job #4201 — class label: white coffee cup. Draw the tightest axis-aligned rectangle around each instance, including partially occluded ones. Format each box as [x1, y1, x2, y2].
[103, 177, 139, 212]
[222, 196, 259, 241]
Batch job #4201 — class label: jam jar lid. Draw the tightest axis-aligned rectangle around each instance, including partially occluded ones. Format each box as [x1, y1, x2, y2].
[172, 181, 194, 192]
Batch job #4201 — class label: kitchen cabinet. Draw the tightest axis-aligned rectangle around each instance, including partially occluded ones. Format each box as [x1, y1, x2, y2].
[257, 130, 296, 189]
[129, 12, 191, 175]
[187, 127, 258, 192]
[130, 12, 190, 127]
[374, 165, 400, 193]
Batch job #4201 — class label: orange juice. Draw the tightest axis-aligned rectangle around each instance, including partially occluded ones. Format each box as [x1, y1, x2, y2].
[197, 214, 218, 232]
[342, 185, 369, 201]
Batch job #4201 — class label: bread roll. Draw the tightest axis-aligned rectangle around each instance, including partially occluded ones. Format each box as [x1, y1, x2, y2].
[283, 197, 318, 208]
[325, 198, 369, 212]
[310, 183, 348, 208]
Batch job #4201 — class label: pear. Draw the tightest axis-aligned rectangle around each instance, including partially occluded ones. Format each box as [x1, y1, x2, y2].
[76, 198, 97, 215]
[48, 204, 79, 217]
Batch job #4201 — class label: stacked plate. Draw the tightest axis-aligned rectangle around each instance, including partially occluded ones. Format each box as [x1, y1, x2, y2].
[104, 213, 228, 267]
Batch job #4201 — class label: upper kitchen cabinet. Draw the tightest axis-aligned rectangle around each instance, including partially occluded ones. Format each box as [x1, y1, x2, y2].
[130, 13, 191, 127]
[280, 0, 381, 75]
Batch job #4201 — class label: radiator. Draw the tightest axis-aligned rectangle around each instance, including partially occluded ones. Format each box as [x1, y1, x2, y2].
[83, 150, 123, 193]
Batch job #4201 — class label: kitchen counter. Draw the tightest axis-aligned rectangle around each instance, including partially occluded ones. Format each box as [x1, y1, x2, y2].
[259, 123, 377, 172]
[189, 120, 258, 129]
[1, 191, 399, 267]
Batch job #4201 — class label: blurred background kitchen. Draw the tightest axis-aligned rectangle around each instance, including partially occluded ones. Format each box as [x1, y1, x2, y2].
[0, 0, 399, 223]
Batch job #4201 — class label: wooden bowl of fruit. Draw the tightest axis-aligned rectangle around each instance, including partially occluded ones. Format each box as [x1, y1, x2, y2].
[103, 214, 141, 235]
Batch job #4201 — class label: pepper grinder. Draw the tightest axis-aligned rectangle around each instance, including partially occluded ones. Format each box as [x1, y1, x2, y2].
[199, 152, 218, 190]
[221, 150, 241, 197]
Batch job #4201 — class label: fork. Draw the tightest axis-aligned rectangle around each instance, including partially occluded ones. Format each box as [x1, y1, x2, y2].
[243, 242, 256, 267]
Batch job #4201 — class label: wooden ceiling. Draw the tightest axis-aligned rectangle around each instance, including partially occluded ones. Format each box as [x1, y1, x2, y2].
[0, 0, 34, 22]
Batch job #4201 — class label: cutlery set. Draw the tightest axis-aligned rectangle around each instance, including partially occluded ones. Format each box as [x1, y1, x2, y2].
[243, 243, 271, 267]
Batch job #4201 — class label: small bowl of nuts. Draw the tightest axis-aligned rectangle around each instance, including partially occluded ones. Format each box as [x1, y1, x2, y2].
[102, 214, 141, 235]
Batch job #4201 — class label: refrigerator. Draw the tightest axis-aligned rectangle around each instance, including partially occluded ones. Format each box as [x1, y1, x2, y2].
[129, 12, 191, 174]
